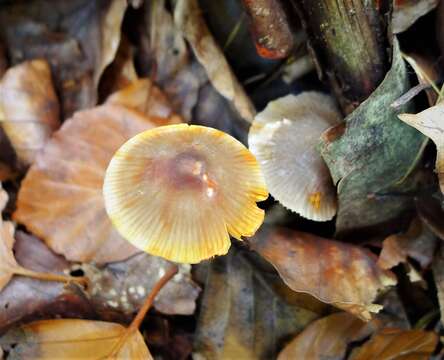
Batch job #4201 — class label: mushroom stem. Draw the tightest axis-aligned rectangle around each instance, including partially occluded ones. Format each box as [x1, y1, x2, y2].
[13, 265, 88, 287]
[106, 264, 179, 359]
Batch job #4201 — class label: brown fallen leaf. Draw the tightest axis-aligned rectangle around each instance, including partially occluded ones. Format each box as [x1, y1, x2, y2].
[0, 231, 94, 333]
[416, 194, 444, 240]
[0, 0, 127, 118]
[0, 319, 152, 359]
[98, 36, 138, 97]
[84, 254, 200, 318]
[0, 184, 85, 293]
[140, 0, 247, 140]
[432, 244, 444, 326]
[174, 0, 256, 123]
[106, 78, 182, 122]
[399, 103, 444, 194]
[249, 227, 397, 321]
[193, 249, 325, 360]
[278, 312, 378, 360]
[378, 217, 437, 270]
[0, 59, 60, 166]
[0, 231, 199, 333]
[350, 328, 438, 360]
[141, 0, 204, 121]
[14, 103, 178, 263]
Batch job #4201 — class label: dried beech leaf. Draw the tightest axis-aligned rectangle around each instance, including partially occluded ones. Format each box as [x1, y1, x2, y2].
[193, 249, 323, 359]
[0, 0, 127, 117]
[99, 36, 138, 96]
[106, 78, 182, 122]
[174, 0, 255, 123]
[278, 312, 378, 360]
[84, 254, 200, 317]
[399, 102, 444, 194]
[0, 184, 18, 292]
[250, 227, 397, 321]
[432, 245, 444, 326]
[92, 0, 127, 87]
[0, 59, 60, 166]
[13, 104, 176, 263]
[143, 0, 203, 121]
[0, 319, 152, 360]
[0, 231, 94, 333]
[350, 328, 438, 360]
[141, 0, 247, 139]
[378, 217, 437, 270]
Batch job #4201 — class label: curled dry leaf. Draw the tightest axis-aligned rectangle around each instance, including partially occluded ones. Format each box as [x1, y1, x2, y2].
[398, 102, 444, 194]
[393, 0, 439, 34]
[0, 0, 127, 118]
[0, 231, 94, 333]
[0, 184, 19, 291]
[13, 103, 178, 263]
[144, 0, 203, 121]
[106, 78, 182, 122]
[91, 0, 127, 88]
[0, 185, 82, 294]
[378, 217, 437, 270]
[99, 36, 138, 96]
[193, 249, 322, 360]
[0, 319, 152, 360]
[249, 227, 397, 321]
[0, 59, 60, 166]
[416, 195, 444, 240]
[278, 312, 378, 360]
[103, 124, 268, 263]
[350, 328, 438, 360]
[249, 92, 342, 221]
[84, 254, 200, 317]
[174, 0, 256, 123]
[432, 245, 444, 326]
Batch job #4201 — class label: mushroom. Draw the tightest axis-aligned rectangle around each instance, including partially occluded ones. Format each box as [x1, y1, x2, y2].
[248, 92, 342, 221]
[103, 124, 268, 264]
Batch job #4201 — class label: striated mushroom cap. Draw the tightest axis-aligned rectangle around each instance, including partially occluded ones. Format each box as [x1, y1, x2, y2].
[248, 92, 342, 221]
[103, 124, 268, 264]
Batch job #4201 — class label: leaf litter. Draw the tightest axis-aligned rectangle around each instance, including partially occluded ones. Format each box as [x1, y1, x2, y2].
[0, 0, 444, 359]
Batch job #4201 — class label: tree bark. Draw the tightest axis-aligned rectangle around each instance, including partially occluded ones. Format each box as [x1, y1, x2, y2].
[293, 0, 389, 113]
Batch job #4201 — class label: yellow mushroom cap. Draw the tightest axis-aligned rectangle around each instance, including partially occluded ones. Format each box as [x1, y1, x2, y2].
[248, 92, 341, 221]
[103, 124, 268, 264]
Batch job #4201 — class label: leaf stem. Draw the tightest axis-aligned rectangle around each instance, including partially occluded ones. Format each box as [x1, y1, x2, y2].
[106, 264, 179, 359]
[13, 265, 88, 287]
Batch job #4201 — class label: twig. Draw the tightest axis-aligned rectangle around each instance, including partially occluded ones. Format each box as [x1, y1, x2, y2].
[13, 265, 88, 287]
[105, 264, 179, 359]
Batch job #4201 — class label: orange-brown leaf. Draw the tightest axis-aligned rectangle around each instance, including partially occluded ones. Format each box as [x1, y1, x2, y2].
[106, 78, 182, 123]
[378, 217, 437, 270]
[278, 312, 378, 360]
[0, 59, 60, 165]
[1, 319, 152, 359]
[250, 227, 397, 321]
[13, 104, 172, 263]
[350, 328, 438, 360]
[0, 183, 18, 291]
